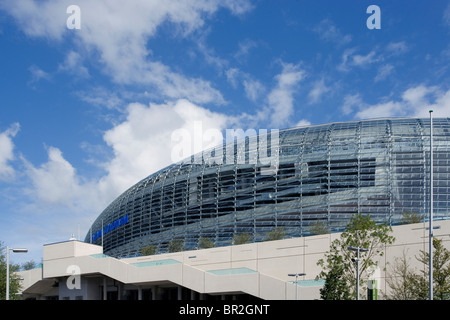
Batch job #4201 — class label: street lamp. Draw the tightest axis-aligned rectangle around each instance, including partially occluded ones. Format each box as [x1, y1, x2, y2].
[288, 272, 306, 300]
[429, 109, 434, 301]
[6, 247, 28, 300]
[347, 246, 368, 300]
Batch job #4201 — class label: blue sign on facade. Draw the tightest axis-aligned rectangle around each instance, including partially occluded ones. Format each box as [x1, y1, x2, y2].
[91, 214, 129, 243]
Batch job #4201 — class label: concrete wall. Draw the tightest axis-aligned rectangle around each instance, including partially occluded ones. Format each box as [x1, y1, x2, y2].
[43, 240, 103, 261]
[18, 220, 450, 300]
[59, 277, 102, 300]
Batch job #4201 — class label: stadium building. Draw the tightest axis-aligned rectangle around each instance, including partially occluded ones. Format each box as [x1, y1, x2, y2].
[86, 117, 450, 257]
[17, 118, 450, 300]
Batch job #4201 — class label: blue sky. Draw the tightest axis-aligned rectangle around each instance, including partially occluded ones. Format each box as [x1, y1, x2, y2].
[0, 0, 449, 264]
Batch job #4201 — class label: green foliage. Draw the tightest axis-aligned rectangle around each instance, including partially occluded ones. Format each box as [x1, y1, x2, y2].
[385, 250, 418, 300]
[198, 237, 215, 249]
[265, 227, 286, 241]
[430, 238, 450, 299]
[317, 255, 352, 300]
[233, 232, 252, 245]
[21, 260, 38, 271]
[400, 212, 422, 224]
[309, 221, 330, 235]
[414, 238, 450, 300]
[386, 238, 450, 300]
[168, 239, 184, 253]
[141, 244, 158, 256]
[317, 213, 395, 300]
[0, 242, 22, 300]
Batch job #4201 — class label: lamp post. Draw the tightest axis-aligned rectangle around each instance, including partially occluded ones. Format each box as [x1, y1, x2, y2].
[6, 247, 28, 300]
[347, 246, 368, 300]
[288, 272, 306, 300]
[429, 109, 434, 300]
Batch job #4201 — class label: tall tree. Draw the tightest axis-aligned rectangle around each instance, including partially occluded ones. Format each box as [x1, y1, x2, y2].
[413, 238, 450, 300]
[317, 214, 395, 300]
[385, 250, 418, 300]
[0, 242, 22, 300]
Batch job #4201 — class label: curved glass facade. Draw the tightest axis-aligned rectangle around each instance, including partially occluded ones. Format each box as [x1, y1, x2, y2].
[85, 118, 450, 258]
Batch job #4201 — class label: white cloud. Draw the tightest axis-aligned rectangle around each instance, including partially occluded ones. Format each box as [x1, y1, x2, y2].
[338, 49, 380, 72]
[338, 43, 404, 81]
[354, 100, 403, 119]
[0, 0, 68, 40]
[351, 51, 378, 67]
[225, 67, 266, 102]
[401, 85, 450, 118]
[1, 0, 253, 105]
[243, 78, 265, 102]
[342, 93, 363, 115]
[28, 65, 51, 85]
[77, 87, 123, 111]
[22, 99, 237, 211]
[143, 61, 225, 105]
[225, 68, 240, 88]
[295, 119, 311, 127]
[337, 48, 356, 72]
[57, 50, 89, 78]
[351, 85, 450, 119]
[313, 19, 352, 46]
[98, 99, 235, 197]
[226, 62, 307, 128]
[0, 123, 20, 181]
[24, 146, 86, 206]
[385, 41, 408, 56]
[221, 0, 254, 15]
[234, 39, 259, 61]
[308, 78, 330, 103]
[375, 64, 394, 82]
[267, 62, 306, 127]
[444, 3, 450, 27]
[401, 85, 437, 109]
[429, 89, 450, 117]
